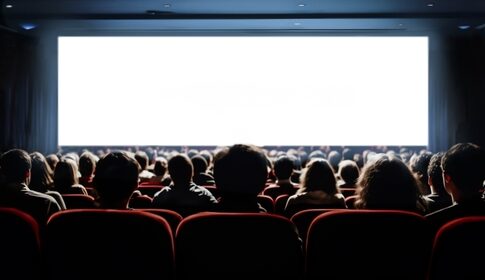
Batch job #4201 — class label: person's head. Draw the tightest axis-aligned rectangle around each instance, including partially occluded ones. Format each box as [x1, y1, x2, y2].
[79, 151, 97, 178]
[427, 152, 446, 195]
[199, 150, 213, 168]
[94, 151, 140, 208]
[54, 158, 79, 190]
[273, 156, 295, 181]
[338, 160, 360, 186]
[134, 151, 149, 171]
[45, 154, 59, 171]
[355, 156, 422, 211]
[191, 155, 208, 175]
[410, 151, 433, 186]
[0, 149, 32, 185]
[441, 143, 485, 201]
[214, 144, 268, 196]
[153, 157, 168, 177]
[29, 152, 54, 192]
[299, 158, 338, 195]
[327, 151, 342, 173]
[168, 154, 194, 186]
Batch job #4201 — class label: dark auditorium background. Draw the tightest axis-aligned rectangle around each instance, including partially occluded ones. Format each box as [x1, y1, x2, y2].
[1, 0, 485, 153]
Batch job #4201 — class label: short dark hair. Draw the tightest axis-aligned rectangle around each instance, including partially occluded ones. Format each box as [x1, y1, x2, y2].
[273, 156, 294, 180]
[191, 155, 208, 175]
[427, 152, 445, 194]
[0, 149, 31, 183]
[338, 160, 360, 185]
[134, 151, 149, 171]
[410, 152, 433, 183]
[442, 143, 485, 195]
[214, 144, 268, 196]
[94, 152, 140, 201]
[168, 154, 193, 185]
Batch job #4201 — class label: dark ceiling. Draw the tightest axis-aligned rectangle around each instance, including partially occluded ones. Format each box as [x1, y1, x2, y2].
[2, 0, 485, 33]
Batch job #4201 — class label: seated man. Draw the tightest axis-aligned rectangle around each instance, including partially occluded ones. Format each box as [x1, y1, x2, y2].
[262, 155, 299, 199]
[93, 151, 140, 209]
[0, 149, 61, 225]
[214, 144, 269, 212]
[426, 143, 485, 234]
[152, 154, 217, 216]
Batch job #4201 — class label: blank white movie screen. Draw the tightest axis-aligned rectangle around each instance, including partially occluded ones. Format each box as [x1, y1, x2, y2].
[58, 36, 428, 146]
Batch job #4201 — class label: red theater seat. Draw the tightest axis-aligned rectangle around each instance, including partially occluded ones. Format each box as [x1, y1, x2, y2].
[0, 208, 41, 280]
[46, 209, 174, 280]
[61, 194, 96, 209]
[428, 216, 485, 280]
[176, 212, 303, 280]
[306, 209, 431, 280]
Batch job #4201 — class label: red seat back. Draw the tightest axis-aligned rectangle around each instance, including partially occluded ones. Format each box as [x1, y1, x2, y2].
[306, 209, 431, 280]
[46, 209, 174, 280]
[428, 216, 485, 280]
[0, 208, 41, 280]
[176, 212, 303, 280]
[61, 194, 96, 209]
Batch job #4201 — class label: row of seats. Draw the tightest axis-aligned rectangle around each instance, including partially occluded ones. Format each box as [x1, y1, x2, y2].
[0, 207, 481, 280]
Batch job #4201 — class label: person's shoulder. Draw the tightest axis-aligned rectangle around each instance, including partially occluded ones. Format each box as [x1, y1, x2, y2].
[22, 188, 59, 204]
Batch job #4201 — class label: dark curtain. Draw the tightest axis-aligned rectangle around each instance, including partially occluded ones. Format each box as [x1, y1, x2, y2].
[0, 29, 57, 154]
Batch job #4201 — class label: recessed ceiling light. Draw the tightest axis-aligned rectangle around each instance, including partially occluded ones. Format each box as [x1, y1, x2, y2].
[458, 25, 471, 30]
[5, 4, 13, 8]
[298, 4, 306, 7]
[163, 3, 171, 8]
[427, 3, 434, 7]
[20, 23, 37, 30]
[294, 22, 302, 26]
[398, 23, 404, 27]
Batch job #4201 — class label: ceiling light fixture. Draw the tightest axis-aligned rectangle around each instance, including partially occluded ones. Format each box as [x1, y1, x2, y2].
[5, 4, 13, 8]
[298, 4, 306, 7]
[163, 3, 171, 8]
[427, 3, 434, 7]
[294, 22, 302, 26]
[458, 25, 471, 30]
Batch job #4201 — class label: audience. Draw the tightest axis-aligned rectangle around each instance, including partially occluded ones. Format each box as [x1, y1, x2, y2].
[152, 154, 217, 216]
[426, 143, 485, 233]
[93, 151, 140, 209]
[53, 158, 88, 195]
[285, 158, 346, 216]
[213, 144, 269, 212]
[410, 151, 433, 195]
[354, 155, 427, 213]
[0, 149, 61, 225]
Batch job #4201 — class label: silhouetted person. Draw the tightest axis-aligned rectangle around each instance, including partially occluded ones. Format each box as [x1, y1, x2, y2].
[337, 159, 360, 189]
[0, 149, 61, 225]
[79, 151, 97, 189]
[53, 158, 88, 195]
[93, 151, 140, 209]
[285, 158, 346, 216]
[426, 143, 485, 233]
[355, 155, 427, 213]
[424, 152, 452, 213]
[262, 156, 299, 199]
[191, 155, 215, 186]
[410, 151, 433, 195]
[29, 152, 66, 210]
[135, 151, 155, 183]
[150, 157, 172, 185]
[214, 144, 269, 212]
[152, 154, 217, 216]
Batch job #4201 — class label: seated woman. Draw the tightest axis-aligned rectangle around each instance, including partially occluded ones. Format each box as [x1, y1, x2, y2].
[285, 158, 346, 217]
[29, 152, 67, 210]
[354, 155, 427, 213]
[53, 158, 88, 195]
